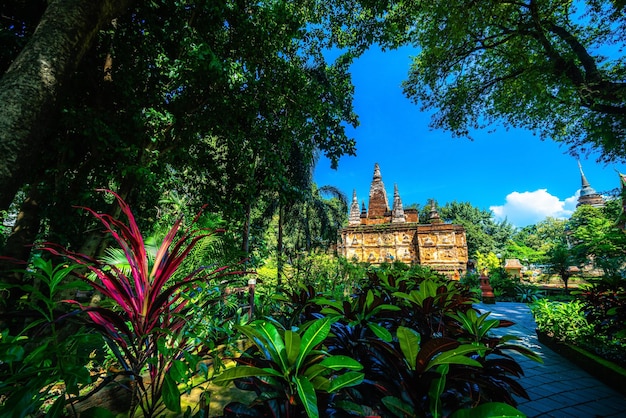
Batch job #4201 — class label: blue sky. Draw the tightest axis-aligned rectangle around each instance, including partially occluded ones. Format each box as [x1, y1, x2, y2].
[314, 46, 626, 228]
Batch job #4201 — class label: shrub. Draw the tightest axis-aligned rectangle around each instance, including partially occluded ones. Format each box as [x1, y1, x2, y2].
[488, 269, 520, 300]
[0, 257, 104, 417]
[515, 283, 542, 303]
[460, 272, 480, 288]
[576, 280, 626, 339]
[530, 299, 594, 343]
[42, 190, 244, 417]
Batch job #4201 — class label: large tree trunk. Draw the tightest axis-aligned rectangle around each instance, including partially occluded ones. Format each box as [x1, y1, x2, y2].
[0, 0, 132, 211]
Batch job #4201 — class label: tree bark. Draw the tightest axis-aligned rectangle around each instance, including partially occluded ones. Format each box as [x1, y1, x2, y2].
[0, 0, 133, 211]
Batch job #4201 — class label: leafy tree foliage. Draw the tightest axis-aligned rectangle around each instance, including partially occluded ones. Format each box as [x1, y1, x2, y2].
[283, 184, 348, 253]
[544, 242, 578, 289]
[435, 201, 514, 258]
[390, 0, 626, 163]
[0, 1, 359, 262]
[505, 240, 544, 266]
[509, 217, 568, 265]
[568, 201, 626, 279]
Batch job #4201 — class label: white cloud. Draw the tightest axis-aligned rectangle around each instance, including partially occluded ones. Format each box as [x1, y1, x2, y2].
[490, 189, 577, 227]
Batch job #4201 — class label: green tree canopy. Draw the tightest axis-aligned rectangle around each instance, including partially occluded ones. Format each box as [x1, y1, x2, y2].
[434, 201, 514, 258]
[568, 202, 626, 279]
[0, 0, 360, 260]
[368, 0, 626, 163]
[511, 216, 567, 262]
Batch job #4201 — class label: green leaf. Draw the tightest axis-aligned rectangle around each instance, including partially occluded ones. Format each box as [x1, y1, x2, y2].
[397, 326, 420, 370]
[255, 321, 289, 371]
[295, 375, 318, 418]
[449, 402, 526, 418]
[365, 289, 374, 312]
[1, 344, 25, 363]
[370, 303, 402, 315]
[47, 393, 66, 418]
[382, 395, 415, 417]
[237, 322, 286, 370]
[162, 373, 181, 413]
[428, 364, 449, 418]
[426, 344, 483, 370]
[327, 371, 364, 392]
[295, 318, 331, 373]
[319, 355, 362, 371]
[49, 264, 81, 294]
[213, 366, 282, 386]
[303, 363, 326, 380]
[169, 359, 188, 383]
[332, 400, 366, 415]
[22, 339, 51, 365]
[367, 322, 393, 342]
[310, 375, 331, 391]
[285, 330, 301, 366]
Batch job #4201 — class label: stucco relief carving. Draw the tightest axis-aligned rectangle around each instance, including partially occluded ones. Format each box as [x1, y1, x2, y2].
[422, 236, 435, 246]
[439, 233, 454, 245]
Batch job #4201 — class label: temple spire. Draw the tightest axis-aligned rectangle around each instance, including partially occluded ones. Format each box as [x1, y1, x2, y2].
[428, 199, 442, 224]
[391, 184, 406, 223]
[348, 189, 361, 225]
[367, 162, 390, 218]
[577, 160, 605, 208]
[579, 160, 591, 188]
[373, 162, 382, 180]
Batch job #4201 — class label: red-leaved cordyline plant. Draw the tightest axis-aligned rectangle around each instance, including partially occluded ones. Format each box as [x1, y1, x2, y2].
[43, 189, 246, 417]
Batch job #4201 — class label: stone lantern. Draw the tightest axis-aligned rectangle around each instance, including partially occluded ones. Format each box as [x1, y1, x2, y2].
[480, 270, 495, 304]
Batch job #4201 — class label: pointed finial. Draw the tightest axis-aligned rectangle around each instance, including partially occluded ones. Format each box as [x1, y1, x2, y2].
[428, 199, 442, 224]
[373, 163, 381, 180]
[578, 160, 590, 187]
[348, 189, 361, 225]
[391, 183, 406, 223]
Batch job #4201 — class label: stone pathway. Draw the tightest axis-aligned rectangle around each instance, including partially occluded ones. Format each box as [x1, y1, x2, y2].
[475, 302, 626, 418]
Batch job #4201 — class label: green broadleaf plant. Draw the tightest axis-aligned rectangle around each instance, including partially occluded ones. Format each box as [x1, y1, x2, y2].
[214, 317, 364, 418]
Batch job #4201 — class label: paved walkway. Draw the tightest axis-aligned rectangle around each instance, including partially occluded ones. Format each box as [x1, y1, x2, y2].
[474, 302, 626, 417]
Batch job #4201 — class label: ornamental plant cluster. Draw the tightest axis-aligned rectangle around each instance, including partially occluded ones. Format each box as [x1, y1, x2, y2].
[0, 192, 540, 417]
[531, 278, 626, 367]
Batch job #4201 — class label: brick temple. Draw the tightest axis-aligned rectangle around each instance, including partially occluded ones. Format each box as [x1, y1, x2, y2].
[338, 163, 469, 278]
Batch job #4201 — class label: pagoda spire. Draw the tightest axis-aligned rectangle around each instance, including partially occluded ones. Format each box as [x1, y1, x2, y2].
[428, 199, 442, 224]
[348, 189, 361, 225]
[373, 162, 382, 180]
[367, 163, 390, 218]
[579, 160, 591, 188]
[577, 161, 605, 208]
[391, 184, 406, 223]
